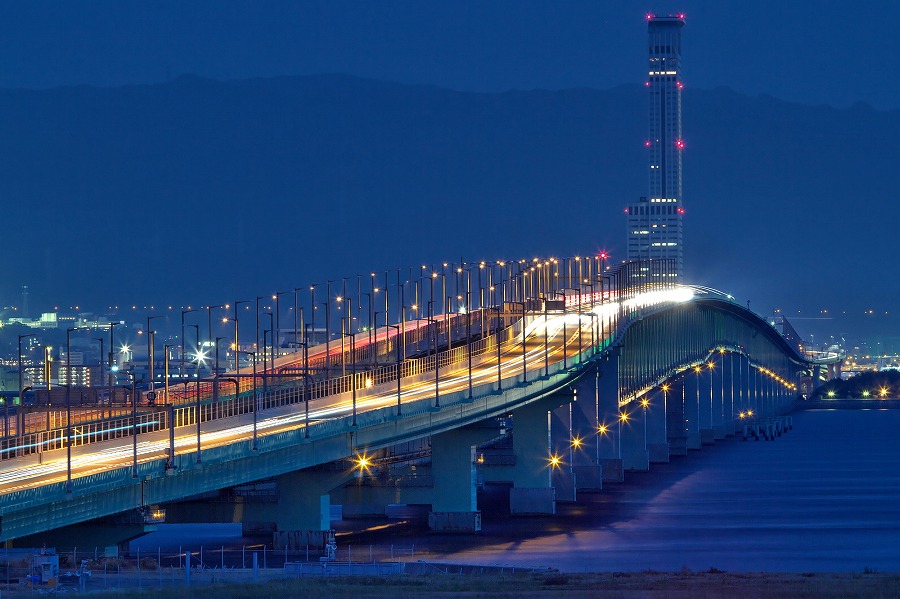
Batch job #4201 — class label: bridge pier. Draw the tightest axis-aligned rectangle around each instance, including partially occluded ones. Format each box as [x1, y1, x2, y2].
[683, 370, 702, 450]
[646, 386, 669, 463]
[711, 354, 727, 440]
[666, 381, 688, 456]
[556, 369, 604, 494]
[274, 468, 354, 536]
[429, 425, 495, 531]
[596, 348, 624, 482]
[502, 396, 565, 514]
[723, 352, 737, 435]
[620, 399, 649, 471]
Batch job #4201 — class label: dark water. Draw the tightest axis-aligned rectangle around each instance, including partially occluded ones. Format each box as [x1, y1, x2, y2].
[134, 409, 900, 572]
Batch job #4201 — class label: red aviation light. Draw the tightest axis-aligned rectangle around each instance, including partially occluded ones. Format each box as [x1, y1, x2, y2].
[598, 251, 609, 260]
[676, 81, 684, 89]
[645, 81, 650, 87]
[675, 139, 685, 149]
[646, 13, 654, 20]
[624, 208, 630, 214]
[677, 207, 685, 215]
[678, 13, 686, 20]
[645, 140, 652, 147]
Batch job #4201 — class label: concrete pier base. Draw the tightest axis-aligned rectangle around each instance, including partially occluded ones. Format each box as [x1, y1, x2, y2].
[510, 487, 555, 515]
[600, 458, 623, 482]
[648, 442, 670, 463]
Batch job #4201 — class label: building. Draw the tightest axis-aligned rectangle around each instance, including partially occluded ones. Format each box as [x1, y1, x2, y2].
[626, 13, 685, 278]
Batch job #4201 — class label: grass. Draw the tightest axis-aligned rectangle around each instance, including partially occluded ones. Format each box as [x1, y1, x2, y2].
[23, 571, 900, 598]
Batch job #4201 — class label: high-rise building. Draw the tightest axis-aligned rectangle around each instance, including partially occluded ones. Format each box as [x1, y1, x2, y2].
[626, 13, 685, 278]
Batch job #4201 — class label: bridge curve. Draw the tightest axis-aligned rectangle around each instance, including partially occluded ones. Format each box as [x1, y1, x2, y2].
[0, 284, 831, 544]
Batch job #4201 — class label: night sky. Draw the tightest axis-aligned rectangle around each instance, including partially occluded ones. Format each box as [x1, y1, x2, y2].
[1, 1, 897, 346]
[0, 1, 895, 110]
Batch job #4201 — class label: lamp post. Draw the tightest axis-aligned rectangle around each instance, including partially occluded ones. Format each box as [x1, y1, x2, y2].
[108, 322, 121, 399]
[490, 306, 503, 391]
[214, 336, 227, 412]
[466, 291, 473, 400]
[206, 305, 225, 374]
[17, 333, 37, 437]
[385, 324, 402, 416]
[237, 350, 259, 450]
[233, 300, 251, 378]
[163, 344, 171, 404]
[617, 410, 628, 459]
[274, 291, 290, 362]
[181, 309, 202, 383]
[293, 287, 304, 354]
[427, 317, 440, 409]
[146, 315, 164, 398]
[65, 327, 79, 493]
[348, 327, 357, 427]
[264, 312, 274, 389]
[303, 323, 312, 436]
[94, 337, 105, 409]
[123, 370, 139, 478]
[363, 292, 374, 365]
[507, 301, 527, 383]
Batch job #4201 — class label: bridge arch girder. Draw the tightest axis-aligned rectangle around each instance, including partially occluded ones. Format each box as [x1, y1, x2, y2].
[614, 298, 808, 406]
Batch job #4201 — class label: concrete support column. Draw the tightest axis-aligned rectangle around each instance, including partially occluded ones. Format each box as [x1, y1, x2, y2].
[646, 386, 669, 463]
[509, 397, 561, 514]
[683, 370, 702, 450]
[275, 469, 351, 532]
[711, 356, 726, 440]
[698, 364, 715, 445]
[430, 426, 494, 531]
[666, 381, 687, 456]
[723, 352, 736, 434]
[620, 399, 648, 471]
[596, 347, 623, 482]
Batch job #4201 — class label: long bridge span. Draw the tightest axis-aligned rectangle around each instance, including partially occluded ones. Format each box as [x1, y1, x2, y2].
[0, 259, 841, 546]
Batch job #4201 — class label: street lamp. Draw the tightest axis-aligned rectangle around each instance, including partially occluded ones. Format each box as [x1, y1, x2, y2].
[274, 291, 291, 361]
[427, 317, 441, 409]
[237, 349, 259, 450]
[617, 410, 629, 459]
[181, 308, 203, 382]
[206, 304, 226, 374]
[640, 397, 650, 452]
[385, 323, 402, 416]
[507, 301, 527, 383]
[65, 327, 80, 493]
[146, 315, 165, 398]
[17, 333, 37, 437]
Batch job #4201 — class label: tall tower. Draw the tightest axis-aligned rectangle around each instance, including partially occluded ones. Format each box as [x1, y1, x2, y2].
[626, 13, 685, 278]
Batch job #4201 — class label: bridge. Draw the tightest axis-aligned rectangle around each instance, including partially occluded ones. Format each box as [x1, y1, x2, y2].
[0, 258, 841, 547]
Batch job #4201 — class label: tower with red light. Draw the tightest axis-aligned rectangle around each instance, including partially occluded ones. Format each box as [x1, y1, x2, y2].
[627, 13, 685, 278]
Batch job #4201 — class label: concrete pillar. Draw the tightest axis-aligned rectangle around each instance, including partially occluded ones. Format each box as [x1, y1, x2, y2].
[646, 386, 669, 463]
[620, 399, 649, 471]
[698, 364, 715, 445]
[666, 381, 687, 456]
[596, 347, 623, 482]
[723, 352, 737, 434]
[429, 425, 496, 531]
[560, 367, 603, 493]
[683, 370, 702, 450]
[275, 469, 352, 532]
[711, 356, 727, 440]
[509, 396, 564, 514]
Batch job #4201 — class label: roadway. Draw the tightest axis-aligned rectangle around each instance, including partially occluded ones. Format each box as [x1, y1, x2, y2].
[0, 286, 696, 496]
